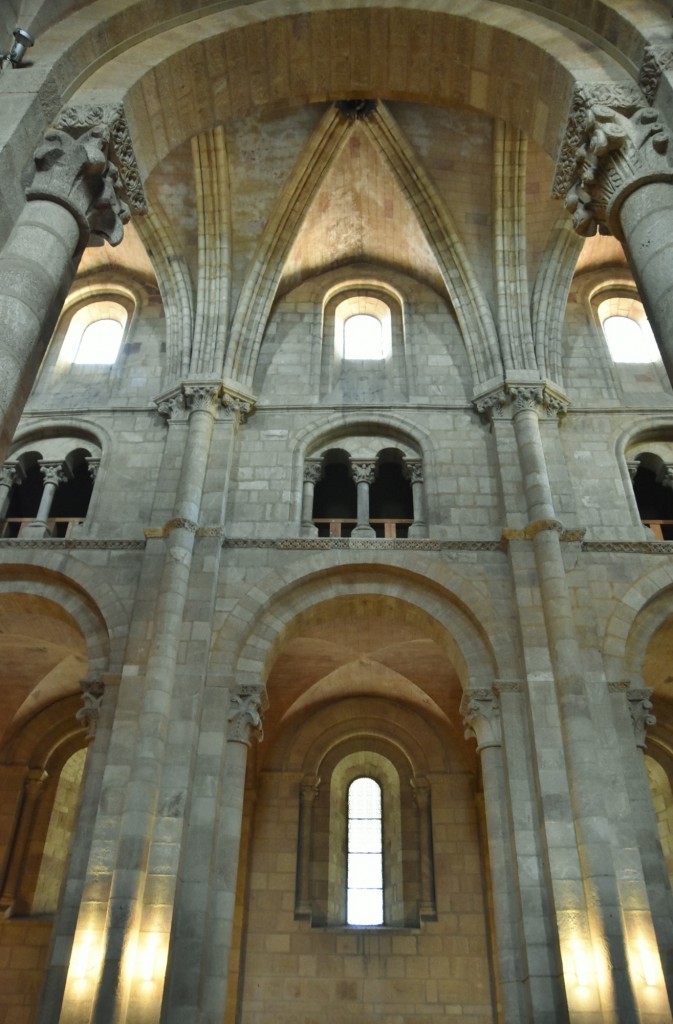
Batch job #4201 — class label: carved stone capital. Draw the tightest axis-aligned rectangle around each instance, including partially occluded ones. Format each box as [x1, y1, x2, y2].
[183, 383, 220, 416]
[404, 459, 423, 485]
[86, 457, 100, 482]
[303, 460, 323, 485]
[627, 687, 656, 749]
[553, 83, 673, 238]
[627, 460, 640, 481]
[76, 677, 105, 739]
[54, 103, 147, 214]
[473, 381, 569, 421]
[0, 463, 23, 489]
[155, 381, 255, 424]
[460, 688, 501, 751]
[639, 45, 673, 105]
[227, 687, 267, 745]
[39, 461, 68, 488]
[221, 388, 254, 423]
[155, 389, 188, 423]
[351, 460, 377, 486]
[27, 126, 131, 247]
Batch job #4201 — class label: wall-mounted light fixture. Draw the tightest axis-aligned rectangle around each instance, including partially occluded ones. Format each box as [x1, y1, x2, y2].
[0, 28, 34, 70]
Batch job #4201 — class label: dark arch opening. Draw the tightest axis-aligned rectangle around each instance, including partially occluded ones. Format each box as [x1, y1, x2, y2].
[312, 449, 357, 537]
[632, 455, 673, 539]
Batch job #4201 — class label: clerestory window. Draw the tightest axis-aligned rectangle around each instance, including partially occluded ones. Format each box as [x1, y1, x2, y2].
[59, 299, 128, 367]
[597, 296, 659, 363]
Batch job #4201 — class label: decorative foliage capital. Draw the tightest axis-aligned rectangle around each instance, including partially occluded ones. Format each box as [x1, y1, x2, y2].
[303, 460, 323, 485]
[553, 83, 673, 238]
[54, 103, 147, 214]
[76, 677, 105, 739]
[460, 688, 501, 751]
[0, 463, 23, 489]
[351, 460, 377, 486]
[473, 381, 569, 421]
[39, 461, 68, 488]
[184, 383, 220, 416]
[27, 126, 131, 247]
[404, 459, 424, 485]
[227, 687, 267, 745]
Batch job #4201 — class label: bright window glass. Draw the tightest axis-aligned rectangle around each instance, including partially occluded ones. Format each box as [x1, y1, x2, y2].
[343, 314, 384, 360]
[74, 319, 124, 365]
[347, 777, 383, 925]
[597, 295, 660, 364]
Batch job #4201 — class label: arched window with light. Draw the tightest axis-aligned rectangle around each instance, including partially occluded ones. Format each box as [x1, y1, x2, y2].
[347, 777, 384, 926]
[334, 296, 392, 362]
[58, 299, 128, 367]
[597, 295, 659, 363]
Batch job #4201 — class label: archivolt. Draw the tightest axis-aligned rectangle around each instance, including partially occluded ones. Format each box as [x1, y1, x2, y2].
[211, 556, 514, 690]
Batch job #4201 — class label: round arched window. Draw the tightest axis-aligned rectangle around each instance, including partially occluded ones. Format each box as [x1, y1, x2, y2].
[74, 319, 125, 365]
[343, 314, 384, 360]
[597, 296, 659, 363]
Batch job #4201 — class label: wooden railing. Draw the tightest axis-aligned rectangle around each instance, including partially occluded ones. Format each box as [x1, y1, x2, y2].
[313, 518, 413, 539]
[0, 517, 84, 538]
[642, 519, 673, 540]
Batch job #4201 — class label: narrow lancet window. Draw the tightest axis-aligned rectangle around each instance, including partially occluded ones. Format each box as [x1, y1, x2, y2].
[347, 777, 383, 925]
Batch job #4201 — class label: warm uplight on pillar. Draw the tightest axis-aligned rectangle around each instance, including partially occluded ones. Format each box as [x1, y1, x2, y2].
[70, 930, 103, 987]
[572, 941, 594, 990]
[637, 937, 660, 988]
[135, 931, 168, 989]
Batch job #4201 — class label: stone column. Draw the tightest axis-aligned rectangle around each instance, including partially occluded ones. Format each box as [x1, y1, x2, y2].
[350, 460, 376, 537]
[0, 769, 47, 917]
[555, 86, 673, 386]
[491, 381, 666, 1021]
[198, 687, 265, 1023]
[22, 460, 68, 536]
[0, 125, 130, 459]
[461, 687, 532, 1023]
[300, 460, 322, 536]
[410, 776, 435, 921]
[53, 384, 223, 1024]
[0, 462, 22, 521]
[295, 775, 321, 918]
[405, 459, 426, 538]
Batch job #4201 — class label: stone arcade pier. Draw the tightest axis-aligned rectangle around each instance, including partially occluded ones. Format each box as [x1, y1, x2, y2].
[0, 125, 129, 458]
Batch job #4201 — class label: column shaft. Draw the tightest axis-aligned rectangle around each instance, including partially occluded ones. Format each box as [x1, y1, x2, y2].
[0, 202, 81, 457]
[620, 182, 673, 386]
